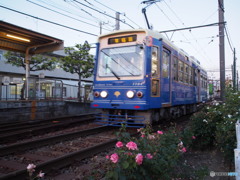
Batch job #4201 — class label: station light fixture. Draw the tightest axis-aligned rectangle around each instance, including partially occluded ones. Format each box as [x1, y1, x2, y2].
[6, 34, 31, 42]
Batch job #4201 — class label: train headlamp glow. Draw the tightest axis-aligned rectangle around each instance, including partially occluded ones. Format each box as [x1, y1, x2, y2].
[126, 90, 134, 98]
[100, 91, 108, 98]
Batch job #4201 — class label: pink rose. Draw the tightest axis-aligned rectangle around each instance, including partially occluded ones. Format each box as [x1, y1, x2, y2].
[106, 155, 110, 159]
[116, 141, 123, 148]
[126, 141, 138, 150]
[135, 153, 143, 165]
[110, 153, 119, 163]
[182, 147, 187, 153]
[157, 130, 163, 135]
[27, 164, 36, 173]
[192, 136, 196, 139]
[179, 147, 187, 153]
[148, 135, 155, 140]
[145, 153, 153, 159]
[38, 171, 45, 178]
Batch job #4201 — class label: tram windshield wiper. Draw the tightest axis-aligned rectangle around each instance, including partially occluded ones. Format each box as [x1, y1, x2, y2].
[106, 64, 120, 80]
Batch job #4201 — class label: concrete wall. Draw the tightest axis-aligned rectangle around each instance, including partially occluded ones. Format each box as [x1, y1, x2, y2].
[0, 100, 98, 123]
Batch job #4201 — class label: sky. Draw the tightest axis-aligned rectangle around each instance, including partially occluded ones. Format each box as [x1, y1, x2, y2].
[0, 0, 239, 81]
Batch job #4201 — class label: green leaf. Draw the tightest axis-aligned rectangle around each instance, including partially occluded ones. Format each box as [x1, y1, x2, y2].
[122, 161, 129, 169]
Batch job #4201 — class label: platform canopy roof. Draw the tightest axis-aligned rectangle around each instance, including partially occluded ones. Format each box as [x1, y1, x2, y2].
[0, 21, 64, 54]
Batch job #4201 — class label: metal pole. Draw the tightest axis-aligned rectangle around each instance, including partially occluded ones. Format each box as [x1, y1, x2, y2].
[237, 71, 239, 91]
[142, 8, 151, 29]
[115, 12, 120, 30]
[99, 22, 102, 35]
[25, 50, 30, 100]
[218, 0, 225, 101]
[233, 48, 236, 90]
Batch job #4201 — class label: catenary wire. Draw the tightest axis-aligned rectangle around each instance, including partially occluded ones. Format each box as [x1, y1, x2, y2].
[0, 5, 98, 36]
[71, 0, 135, 29]
[27, 0, 111, 31]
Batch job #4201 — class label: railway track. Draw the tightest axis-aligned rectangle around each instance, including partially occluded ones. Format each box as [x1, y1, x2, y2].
[0, 125, 119, 180]
[0, 114, 96, 144]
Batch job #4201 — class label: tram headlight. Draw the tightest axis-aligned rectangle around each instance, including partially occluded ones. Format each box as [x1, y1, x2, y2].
[126, 90, 134, 98]
[100, 91, 108, 98]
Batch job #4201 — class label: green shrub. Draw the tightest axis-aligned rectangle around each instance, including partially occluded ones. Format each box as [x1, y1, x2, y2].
[105, 124, 201, 180]
[190, 88, 240, 161]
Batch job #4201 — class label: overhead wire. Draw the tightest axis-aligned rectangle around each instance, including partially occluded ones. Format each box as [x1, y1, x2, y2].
[224, 26, 234, 53]
[155, 2, 204, 59]
[26, 0, 111, 31]
[36, 0, 97, 23]
[66, 0, 115, 30]
[160, 0, 216, 64]
[71, 0, 135, 29]
[91, 0, 142, 29]
[0, 5, 98, 37]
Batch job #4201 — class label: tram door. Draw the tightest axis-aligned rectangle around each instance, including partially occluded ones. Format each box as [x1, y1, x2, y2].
[150, 46, 160, 106]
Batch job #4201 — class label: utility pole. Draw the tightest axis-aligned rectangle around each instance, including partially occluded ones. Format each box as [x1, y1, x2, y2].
[237, 71, 239, 91]
[115, 12, 120, 30]
[233, 48, 237, 90]
[99, 22, 102, 35]
[218, 0, 225, 101]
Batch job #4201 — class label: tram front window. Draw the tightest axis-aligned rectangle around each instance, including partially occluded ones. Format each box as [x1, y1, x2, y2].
[98, 45, 144, 79]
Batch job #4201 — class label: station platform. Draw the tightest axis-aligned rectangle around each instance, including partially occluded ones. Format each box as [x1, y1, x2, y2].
[0, 100, 97, 123]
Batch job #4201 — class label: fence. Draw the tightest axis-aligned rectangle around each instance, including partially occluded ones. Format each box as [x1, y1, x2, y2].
[0, 76, 93, 102]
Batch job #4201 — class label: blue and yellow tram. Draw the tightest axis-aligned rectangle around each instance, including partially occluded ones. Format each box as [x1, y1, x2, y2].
[91, 29, 208, 127]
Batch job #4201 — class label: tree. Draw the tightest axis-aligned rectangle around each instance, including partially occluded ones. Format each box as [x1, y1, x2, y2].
[4, 51, 57, 99]
[4, 51, 57, 71]
[60, 42, 94, 102]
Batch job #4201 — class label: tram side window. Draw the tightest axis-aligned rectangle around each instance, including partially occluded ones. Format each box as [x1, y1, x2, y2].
[189, 67, 193, 85]
[178, 60, 184, 82]
[162, 50, 170, 78]
[204, 76, 208, 89]
[173, 56, 178, 81]
[201, 75, 204, 88]
[193, 69, 198, 86]
[184, 64, 189, 84]
[151, 46, 159, 77]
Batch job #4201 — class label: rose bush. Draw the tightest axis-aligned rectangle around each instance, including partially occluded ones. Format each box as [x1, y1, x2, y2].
[105, 124, 198, 179]
[190, 88, 240, 162]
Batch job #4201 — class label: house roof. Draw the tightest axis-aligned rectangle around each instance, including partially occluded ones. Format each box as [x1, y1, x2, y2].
[0, 21, 64, 54]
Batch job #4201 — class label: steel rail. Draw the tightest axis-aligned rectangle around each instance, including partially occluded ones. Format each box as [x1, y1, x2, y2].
[0, 116, 95, 144]
[0, 138, 117, 180]
[0, 126, 111, 156]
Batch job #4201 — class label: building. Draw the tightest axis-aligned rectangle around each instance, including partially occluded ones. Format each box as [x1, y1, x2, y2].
[0, 49, 93, 101]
